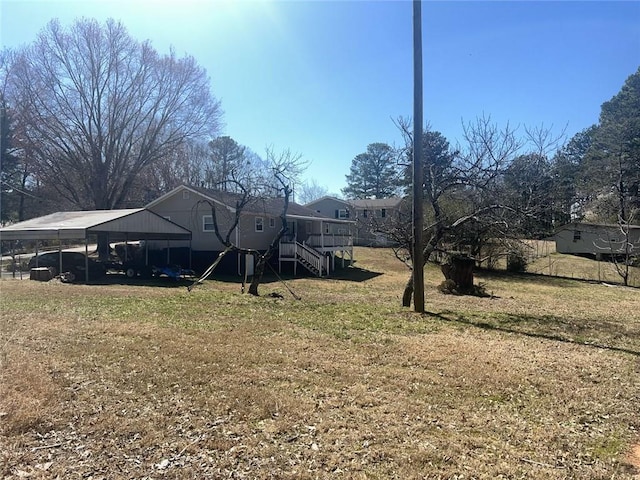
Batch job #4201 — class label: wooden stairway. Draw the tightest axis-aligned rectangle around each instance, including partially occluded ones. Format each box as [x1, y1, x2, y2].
[294, 242, 327, 277]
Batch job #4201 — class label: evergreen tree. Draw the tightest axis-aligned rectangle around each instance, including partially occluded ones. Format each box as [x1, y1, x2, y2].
[584, 67, 640, 222]
[551, 125, 598, 223]
[343, 143, 401, 199]
[206, 136, 248, 191]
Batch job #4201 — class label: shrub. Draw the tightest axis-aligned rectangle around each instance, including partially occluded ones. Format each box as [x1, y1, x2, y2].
[506, 250, 528, 272]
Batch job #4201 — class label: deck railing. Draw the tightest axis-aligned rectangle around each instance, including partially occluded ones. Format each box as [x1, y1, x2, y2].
[279, 241, 296, 258]
[305, 234, 353, 248]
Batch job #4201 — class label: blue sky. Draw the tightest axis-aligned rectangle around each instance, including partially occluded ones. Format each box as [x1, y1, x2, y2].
[1, 1, 639, 196]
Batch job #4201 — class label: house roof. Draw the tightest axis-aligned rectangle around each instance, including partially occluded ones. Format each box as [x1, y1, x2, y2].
[304, 195, 405, 210]
[350, 197, 404, 209]
[304, 195, 351, 208]
[149, 185, 354, 223]
[556, 221, 640, 233]
[0, 209, 192, 241]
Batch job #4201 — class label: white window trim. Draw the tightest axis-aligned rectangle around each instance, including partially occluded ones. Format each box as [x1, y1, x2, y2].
[338, 209, 348, 219]
[203, 215, 214, 232]
[255, 216, 264, 232]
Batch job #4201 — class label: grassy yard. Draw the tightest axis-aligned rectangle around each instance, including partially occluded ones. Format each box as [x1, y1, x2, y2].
[1, 247, 639, 479]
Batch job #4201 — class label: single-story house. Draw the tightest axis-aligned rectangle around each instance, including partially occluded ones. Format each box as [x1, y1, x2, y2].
[554, 222, 640, 259]
[146, 185, 354, 276]
[305, 196, 405, 246]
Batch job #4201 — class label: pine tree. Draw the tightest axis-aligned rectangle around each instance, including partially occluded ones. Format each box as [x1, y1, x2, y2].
[342, 143, 401, 199]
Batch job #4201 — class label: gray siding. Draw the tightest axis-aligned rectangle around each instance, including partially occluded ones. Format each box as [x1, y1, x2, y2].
[148, 190, 230, 251]
[556, 223, 640, 256]
[306, 197, 353, 220]
[148, 188, 318, 252]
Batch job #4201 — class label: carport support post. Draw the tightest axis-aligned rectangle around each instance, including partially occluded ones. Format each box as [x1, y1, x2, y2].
[11, 241, 15, 278]
[58, 232, 62, 278]
[85, 239, 89, 283]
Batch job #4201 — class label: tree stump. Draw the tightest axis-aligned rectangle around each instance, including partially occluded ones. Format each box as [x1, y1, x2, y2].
[441, 256, 475, 293]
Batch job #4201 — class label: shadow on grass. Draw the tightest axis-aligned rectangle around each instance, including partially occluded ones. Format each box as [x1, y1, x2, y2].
[88, 274, 195, 288]
[474, 268, 584, 288]
[430, 310, 640, 357]
[326, 265, 383, 282]
[188, 264, 383, 286]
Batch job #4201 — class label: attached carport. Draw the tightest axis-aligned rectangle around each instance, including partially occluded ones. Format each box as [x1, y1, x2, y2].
[0, 209, 192, 283]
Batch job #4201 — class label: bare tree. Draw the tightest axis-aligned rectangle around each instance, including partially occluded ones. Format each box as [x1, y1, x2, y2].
[605, 211, 638, 287]
[248, 148, 305, 295]
[297, 178, 328, 205]
[5, 18, 221, 213]
[395, 116, 524, 306]
[130, 139, 211, 205]
[189, 148, 306, 296]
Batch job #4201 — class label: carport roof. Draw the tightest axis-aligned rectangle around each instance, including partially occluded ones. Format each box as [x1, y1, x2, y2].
[0, 208, 192, 241]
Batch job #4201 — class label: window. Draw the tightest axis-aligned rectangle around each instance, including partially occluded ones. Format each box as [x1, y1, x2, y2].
[306, 221, 312, 234]
[182, 190, 190, 200]
[269, 217, 276, 228]
[362, 209, 368, 218]
[381, 208, 387, 218]
[337, 209, 348, 219]
[203, 215, 214, 232]
[324, 223, 330, 234]
[255, 217, 264, 232]
[573, 230, 581, 241]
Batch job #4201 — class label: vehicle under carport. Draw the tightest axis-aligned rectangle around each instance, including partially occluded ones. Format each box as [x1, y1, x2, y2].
[0, 209, 192, 283]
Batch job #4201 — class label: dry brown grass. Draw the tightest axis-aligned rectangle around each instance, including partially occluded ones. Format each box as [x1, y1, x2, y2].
[527, 249, 640, 287]
[1, 247, 639, 479]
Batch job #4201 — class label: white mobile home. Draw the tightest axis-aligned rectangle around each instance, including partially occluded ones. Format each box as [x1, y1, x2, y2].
[554, 222, 640, 259]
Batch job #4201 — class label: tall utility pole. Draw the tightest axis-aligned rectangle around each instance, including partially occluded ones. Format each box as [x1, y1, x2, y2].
[412, 0, 425, 312]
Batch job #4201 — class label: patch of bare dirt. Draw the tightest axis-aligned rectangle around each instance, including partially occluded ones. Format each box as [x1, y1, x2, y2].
[628, 443, 640, 475]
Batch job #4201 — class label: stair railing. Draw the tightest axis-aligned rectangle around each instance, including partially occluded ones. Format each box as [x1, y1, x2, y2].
[296, 242, 324, 276]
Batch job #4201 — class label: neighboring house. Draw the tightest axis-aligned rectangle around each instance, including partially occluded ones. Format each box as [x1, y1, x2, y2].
[146, 185, 354, 276]
[554, 222, 640, 259]
[305, 196, 405, 246]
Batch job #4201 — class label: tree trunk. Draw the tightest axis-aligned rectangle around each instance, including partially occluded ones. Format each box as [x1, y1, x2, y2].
[97, 232, 110, 261]
[441, 256, 475, 293]
[248, 253, 266, 296]
[402, 271, 414, 307]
